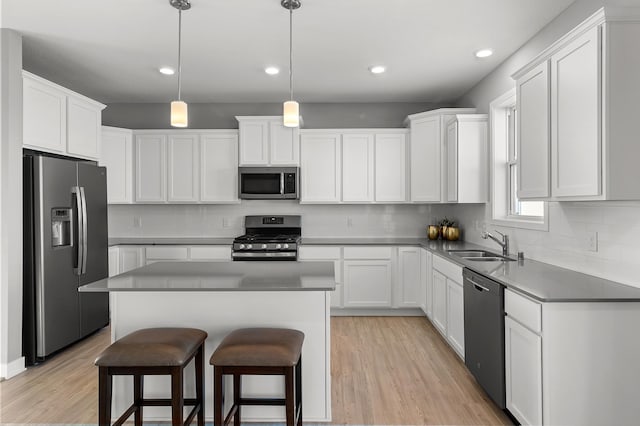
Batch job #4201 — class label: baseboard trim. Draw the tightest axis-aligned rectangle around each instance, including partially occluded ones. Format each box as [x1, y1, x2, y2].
[331, 307, 426, 317]
[0, 356, 26, 380]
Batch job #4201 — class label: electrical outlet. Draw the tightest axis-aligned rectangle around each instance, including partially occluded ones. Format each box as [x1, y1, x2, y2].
[346, 217, 353, 228]
[133, 216, 142, 228]
[222, 218, 230, 228]
[588, 231, 598, 252]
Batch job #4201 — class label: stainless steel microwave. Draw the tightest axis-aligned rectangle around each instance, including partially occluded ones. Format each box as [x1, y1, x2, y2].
[238, 167, 299, 200]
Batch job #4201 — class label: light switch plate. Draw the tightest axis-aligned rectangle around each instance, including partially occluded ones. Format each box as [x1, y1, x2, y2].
[588, 231, 598, 252]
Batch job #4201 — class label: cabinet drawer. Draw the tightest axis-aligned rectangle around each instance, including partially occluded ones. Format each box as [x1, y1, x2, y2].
[432, 254, 463, 282]
[298, 246, 341, 260]
[505, 289, 542, 334]
[145, 246, 189, 260]
[189, 246, 231, 260]
[343, 246, 392, 260]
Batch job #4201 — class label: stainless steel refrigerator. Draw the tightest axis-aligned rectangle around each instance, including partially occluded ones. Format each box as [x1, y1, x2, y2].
[23, 152, 109, 364]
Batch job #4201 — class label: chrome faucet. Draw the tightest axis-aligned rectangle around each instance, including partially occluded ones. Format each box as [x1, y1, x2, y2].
[481, 230, 510, 257]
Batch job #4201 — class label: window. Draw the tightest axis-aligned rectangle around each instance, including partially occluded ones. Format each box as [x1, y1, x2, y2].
[490, 89, 547, 231]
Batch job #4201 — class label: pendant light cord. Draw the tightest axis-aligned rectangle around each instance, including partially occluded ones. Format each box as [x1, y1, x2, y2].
[177, 8, 183, 101]
[289, 2, 293, 101]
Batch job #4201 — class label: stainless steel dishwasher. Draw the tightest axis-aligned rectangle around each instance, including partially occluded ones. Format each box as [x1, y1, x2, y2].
[463, 268, 506, 409]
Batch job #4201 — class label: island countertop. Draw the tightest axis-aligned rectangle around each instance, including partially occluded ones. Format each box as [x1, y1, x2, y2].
[79, 261, 336, 292]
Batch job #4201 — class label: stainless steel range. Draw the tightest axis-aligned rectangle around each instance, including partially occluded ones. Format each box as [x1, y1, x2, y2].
[232, 215, 301, 261]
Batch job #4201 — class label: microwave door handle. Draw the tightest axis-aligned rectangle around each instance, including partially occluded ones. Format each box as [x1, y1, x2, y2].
[280, 173, 285, 195]
[71, 186, 83, 275]
[79, 186, 88, 275]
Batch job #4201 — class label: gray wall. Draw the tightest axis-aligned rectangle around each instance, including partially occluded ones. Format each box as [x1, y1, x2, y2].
[102, 102, 446, 129]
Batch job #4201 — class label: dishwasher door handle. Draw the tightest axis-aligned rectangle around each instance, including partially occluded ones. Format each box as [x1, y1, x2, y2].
[468, 277, 491, 292]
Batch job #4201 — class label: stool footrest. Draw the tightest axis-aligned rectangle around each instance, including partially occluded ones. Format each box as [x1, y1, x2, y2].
[140, 398, 199, 407]
[238, 397, 287, 406]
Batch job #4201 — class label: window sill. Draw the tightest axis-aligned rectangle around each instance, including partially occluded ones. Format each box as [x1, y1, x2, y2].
[491, 216, 549, 232]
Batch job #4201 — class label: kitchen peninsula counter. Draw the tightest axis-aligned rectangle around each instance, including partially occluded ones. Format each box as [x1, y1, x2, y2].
[80, 261, 334, 423]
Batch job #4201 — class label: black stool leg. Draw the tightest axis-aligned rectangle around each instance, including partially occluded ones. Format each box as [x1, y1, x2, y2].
[195, 344, 205, 426]
[171, 366, 183, 426]
[296, 356, 302, 426]
[98, 367, 112, 426]
[214, 366, 224, 426]
[285, 366, 295, 426]
[134, 374, 144, 426]
[233, 374, 241, 426]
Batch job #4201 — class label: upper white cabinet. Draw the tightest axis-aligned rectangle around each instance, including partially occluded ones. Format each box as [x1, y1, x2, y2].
[405, 108, 476, 203]
[445, 114, 488, 203]
[133, 130, 239, 204]
[23, 71, 105, 160]
[301, 129, 408, 204]
[516, 61, 551, 199]
[300, 132, 342, 203]
[513, 8, 640, 201]
[100, 126, 133, 204]
[236, 116, 299, 166]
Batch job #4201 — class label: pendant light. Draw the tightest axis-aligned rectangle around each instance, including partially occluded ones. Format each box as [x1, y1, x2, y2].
[282, 0, 301, 128]
[170, 0, 191, 128]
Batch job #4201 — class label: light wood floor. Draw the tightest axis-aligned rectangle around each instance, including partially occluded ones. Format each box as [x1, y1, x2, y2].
[0, 317, 511, 425]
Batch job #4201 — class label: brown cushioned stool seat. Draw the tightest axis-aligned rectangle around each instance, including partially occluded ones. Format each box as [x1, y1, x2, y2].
[210, 328, 304, 426]
[95, 327, 207, 426]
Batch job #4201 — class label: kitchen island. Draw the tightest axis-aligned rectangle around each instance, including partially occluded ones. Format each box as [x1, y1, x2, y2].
[80, 261, 335, 423]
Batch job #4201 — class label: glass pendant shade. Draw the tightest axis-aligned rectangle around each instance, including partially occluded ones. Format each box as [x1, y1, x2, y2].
[283, 100, 299, 127]
[171, 100, 188, 128]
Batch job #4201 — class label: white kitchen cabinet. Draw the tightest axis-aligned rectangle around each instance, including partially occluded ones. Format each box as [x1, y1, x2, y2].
[108, 247, 120, 277]
[118, 247, 145, 274]
[405, 108, 476, 203]
[513, 9, 640, 201]
[395, 247, 421, 308]
[505, 315, 543, 426]
[298, 246, 343, 308]
[445, 278, 465, 358]
[167, 134, 199, 203]
[516, 61, 550, 199]
[342, 134, 374, 202]
[374, 133, 407, 202]
[23, 71, 105, 160]
[431, 254, 465, 359]
[200, 132, 239, 203]
[67, 96, 101, 159]
[189, 246, 232, 261]
[100, 126, 133, 204]
[300, 132, 342, 203]
[431, 270, 447, 335]
[135, 134, 167, 203]
[237, 116, 299, 166]
[343, 260, 392, 308]
[445, 115, 488, 203]
[422, 249, 433, 318]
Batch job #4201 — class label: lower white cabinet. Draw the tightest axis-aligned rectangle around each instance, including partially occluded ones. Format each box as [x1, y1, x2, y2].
[108, 247, 120, 277]
[422, 249, 433, 318]
[431, 254, 465, 359]
[343, 260, 392, 307]
[118, 247, 146, 274]
[395, 247, 421, 308]
[298, 246, 343, 308]
[112, 245, 231, 274]
[505, 315, 543, 426]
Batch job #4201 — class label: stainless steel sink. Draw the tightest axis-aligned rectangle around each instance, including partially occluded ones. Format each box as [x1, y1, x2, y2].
[447, 249, 515, 262]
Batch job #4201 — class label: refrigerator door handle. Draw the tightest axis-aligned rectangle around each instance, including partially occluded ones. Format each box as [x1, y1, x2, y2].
[72, 186, 84, 275]
[79, 186, 88, 275]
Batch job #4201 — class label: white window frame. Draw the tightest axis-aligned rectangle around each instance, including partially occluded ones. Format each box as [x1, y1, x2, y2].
[490, 88, 548, 231]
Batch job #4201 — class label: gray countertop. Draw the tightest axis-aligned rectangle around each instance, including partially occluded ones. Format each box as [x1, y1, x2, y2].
[109, 237, 234, 246]
[79, 261, 336, 292]
[108, 236, 640, 302]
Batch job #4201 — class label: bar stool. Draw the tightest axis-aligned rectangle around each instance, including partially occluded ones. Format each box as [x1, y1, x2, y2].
[210, 328, 304, 426]
[94, 327, 207, 426]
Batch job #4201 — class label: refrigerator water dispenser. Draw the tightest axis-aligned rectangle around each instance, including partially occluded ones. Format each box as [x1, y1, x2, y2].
[51, 208, 71, 247]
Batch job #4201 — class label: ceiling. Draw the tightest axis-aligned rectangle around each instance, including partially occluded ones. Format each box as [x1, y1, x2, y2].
[2, 0, 574, 104]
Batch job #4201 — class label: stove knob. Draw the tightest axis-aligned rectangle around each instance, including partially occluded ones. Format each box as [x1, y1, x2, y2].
[276, 244, 282, 249]
[283, 244, 289, 249]
[261, 244, 267, 249]
[246, 244, 253, 249]
[239, 244, 245, 250]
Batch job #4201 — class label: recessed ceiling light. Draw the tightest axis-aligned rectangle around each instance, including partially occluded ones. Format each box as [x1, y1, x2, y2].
[369, 65, 386, 74]
[159, 67, 175, 75]
[265, 66, 280, 75]
[475, 49, 493, 58]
